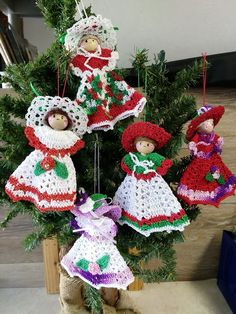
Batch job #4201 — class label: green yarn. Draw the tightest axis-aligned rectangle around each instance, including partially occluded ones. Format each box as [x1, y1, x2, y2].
[217, 175, 225, 185]
[121, 214, 189, 232]
[96, 255, 110, 271]
[123, 152, 165, 174]
[34, 161, 46, 176]
[34, 159, 68, 179]
[54, 160, 69, 179]
[76, 258, 89, 271]
[205, 172, 214, 182]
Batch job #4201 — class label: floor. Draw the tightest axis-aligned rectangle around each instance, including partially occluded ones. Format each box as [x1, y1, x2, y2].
[0, 279, 232, 314]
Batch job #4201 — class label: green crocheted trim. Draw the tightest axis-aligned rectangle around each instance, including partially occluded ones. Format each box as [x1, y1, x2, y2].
[120, 214, 189, 231]
[123, 152, 165, 174]
[97, 254, 110, 271]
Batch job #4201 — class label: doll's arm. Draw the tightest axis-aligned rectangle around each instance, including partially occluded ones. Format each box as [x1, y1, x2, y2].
[152, 153, 172, 175]
[213, 135, 223, 154]
[121, 154, 134, 174]
[156, 159, 173, 175]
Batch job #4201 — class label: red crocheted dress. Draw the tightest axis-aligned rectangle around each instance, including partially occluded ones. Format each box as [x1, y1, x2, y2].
[71, 48, 146, 132]
[5, 126, 84, 212]
[177, 132, 236, 207]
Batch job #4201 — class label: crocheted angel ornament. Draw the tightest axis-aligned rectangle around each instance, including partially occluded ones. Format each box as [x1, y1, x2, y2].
[177, 105, 236, 207]
[113, 122, 189, 237]
[61, 191, 134, 289]
[64, 14, 146, 132]
[5, 96, 88, 212]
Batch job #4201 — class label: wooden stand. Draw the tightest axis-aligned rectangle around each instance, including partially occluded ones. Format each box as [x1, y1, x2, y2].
[42, 237, 60, 294]
[128, 247, 144, 291]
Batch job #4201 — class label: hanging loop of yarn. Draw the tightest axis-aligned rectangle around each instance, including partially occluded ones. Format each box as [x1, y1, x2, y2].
[94, 133, 101, 194]
[202, 52, 207, 106]
[30, 82, 41, 97]
[57, 60, 72, 98]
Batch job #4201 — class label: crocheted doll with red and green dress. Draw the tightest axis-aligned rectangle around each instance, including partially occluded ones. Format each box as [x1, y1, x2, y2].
[113, 122, 189, 237]
[5, 96, 88, 212]
[177, 105, 236, 207]
[64, 15, 146, 132]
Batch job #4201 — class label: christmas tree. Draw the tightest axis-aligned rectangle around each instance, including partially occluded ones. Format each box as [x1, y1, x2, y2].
[0, 1, 203, 313]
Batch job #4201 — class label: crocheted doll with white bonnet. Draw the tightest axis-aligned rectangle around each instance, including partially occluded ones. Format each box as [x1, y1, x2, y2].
[64, 14, 146, 132]
[177, 105, 236, 206]
[5, 96, 88, 212]
[61, 190, 134, 289]
[113, 122, 189, 237]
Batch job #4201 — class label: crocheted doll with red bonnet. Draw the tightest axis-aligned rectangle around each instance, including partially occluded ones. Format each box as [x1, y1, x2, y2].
[113, 122, 189, 237]
[64, 15, 146, 132]
[177, 105, 236, 207]
[5, 96, 88, 212]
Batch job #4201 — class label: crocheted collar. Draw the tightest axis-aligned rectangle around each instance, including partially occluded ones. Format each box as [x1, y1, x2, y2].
[199, 131, 215, 143]
[25, 126, 85, 157]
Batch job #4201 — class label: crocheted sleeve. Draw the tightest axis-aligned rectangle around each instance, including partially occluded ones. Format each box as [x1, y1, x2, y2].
[152, 153, 173, 176]
[71, 54, 85, 71]
[121, 154, 135, 173]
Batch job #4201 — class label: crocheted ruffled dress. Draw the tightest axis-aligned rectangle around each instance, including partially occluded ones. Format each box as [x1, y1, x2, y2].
[65, 15, 146, 132]
[5, 96, 88, 212]
[177, 132, 236, 207]
[113, 152, 189, 237]
[61, 199, 134, 289]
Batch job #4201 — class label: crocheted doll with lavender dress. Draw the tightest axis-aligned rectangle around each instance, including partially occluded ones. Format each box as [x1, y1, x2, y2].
[61, 191, 134, 289]
[113, 122, 189, 237]
[5, 96, 88, 212]
[177, 105, 236, 207]
[64, 14, 146, 132]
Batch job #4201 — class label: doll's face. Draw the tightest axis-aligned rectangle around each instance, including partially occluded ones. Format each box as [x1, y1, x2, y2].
[80, 36, 99, 52]
[198, 119, 214, 133]
[135, 137, 156, 155]
[48, 113, 69, 131]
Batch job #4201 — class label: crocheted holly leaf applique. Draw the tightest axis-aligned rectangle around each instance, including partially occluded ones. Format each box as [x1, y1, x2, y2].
[34, 157, 68, 179]
[54, 160, 69, 179]
[75, 255, 110, 274]
[75, 259, 89, 271]
[96, 254, 110, 271]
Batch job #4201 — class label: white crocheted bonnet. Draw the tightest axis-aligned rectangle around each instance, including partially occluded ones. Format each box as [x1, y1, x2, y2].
[26, 96, 88, 137]
[64, 15, 117, 56]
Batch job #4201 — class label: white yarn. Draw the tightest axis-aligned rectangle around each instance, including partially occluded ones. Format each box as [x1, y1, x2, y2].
[26, 96, 88, 137]
[65, 15, 117, 55]
[34, 125, 81, 150]
[5, 150, 76, 210]
[5, 126, 81, 211]
[113, 174, 189, 236]
[61, 215, 134, 289]
[87, 97, 146, 132]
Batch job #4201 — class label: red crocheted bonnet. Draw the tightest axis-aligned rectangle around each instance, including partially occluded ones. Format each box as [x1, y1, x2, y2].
[186, 105, 225, 141]
[121, 121, 171, 152]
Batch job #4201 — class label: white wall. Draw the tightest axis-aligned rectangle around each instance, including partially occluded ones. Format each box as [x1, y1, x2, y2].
[23, 0, 236, 68]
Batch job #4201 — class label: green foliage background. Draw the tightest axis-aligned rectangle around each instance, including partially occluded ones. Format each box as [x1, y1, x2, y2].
[0, 1, 203, 312]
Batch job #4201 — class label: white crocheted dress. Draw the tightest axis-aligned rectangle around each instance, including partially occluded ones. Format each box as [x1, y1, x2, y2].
[5, 126, 84, 212]
[113, 152, 190, 237]
[61, 214, 134, 290]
